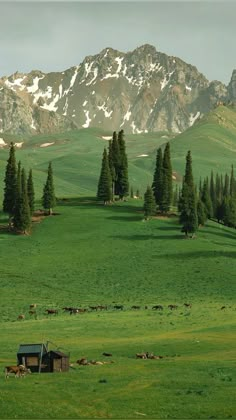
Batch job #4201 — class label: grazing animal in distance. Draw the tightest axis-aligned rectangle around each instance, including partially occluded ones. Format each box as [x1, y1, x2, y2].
[45, 309, 58, 315]
[184, 303, 192, 308]
[17, 314, 25, 320]
[131, 305, 140, 310]
[76, 358, 89, 365]
[220, 306, 226, 310]
[4, 365, 31, 379]
[136, 353, 147, 359]
[102, 352, 112, 357]
[152, 305, 163, 310]
[113, 305, 123, 310]
[29, 304, 37, 309]
[168, 304, 178, 310]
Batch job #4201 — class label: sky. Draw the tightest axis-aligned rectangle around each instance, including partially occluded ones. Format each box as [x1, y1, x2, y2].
[0, 1, 235, 84]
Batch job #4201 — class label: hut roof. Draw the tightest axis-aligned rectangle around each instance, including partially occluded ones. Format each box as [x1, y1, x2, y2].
[49, 350, 69, 357]
[17, 343, 47, 354]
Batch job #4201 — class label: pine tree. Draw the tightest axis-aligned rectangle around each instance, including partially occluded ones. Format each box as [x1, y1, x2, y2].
[130, 186, 134, 198]
[215, 173, 222, 202]
[197, 199, 207, 227]
[222, 196, 236, 228]
[179, 151, 198, 237]
[230, 165, 236, 197]
[42, 162, 56, 215]
[159, 143, 172, 213]
[152, 147, 163, 207]
[201, 179, 213, 218]
[143, 186, 156, 220]
[223, 173, 229, 197]
[172, 184, 179, 207]
[13, 168, 31, 234]
[97, 148, 112, 205]
[210, 171, 216, 217]
[27, 169, 35, 215]
[112, 131, 120, 196]
[116, 130, 129, 199]
[108, 139, 115, 199]
[3, 142, 17, 221]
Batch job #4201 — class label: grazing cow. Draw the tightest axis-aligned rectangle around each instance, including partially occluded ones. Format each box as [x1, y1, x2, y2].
[152, 305, 163, 310]
[29, 304, 37, 309]
[168, 304, 178, 310]
[131, 305, 140, 310]
[136, 353, 147, 359]
[17, 314, 25, 320]
[97, 305, 107, 311]
[45, 309, 58, 315]
[4, 365, 31, 379]
[89, 306, 98, 311]
[184, 303, 192, 308]
[102, 352, 112, 357]
[29, 310, 36, 315]
[220, 306, 226, 310]
[114, 305, 123, 310]
[76, 358, 89, 365]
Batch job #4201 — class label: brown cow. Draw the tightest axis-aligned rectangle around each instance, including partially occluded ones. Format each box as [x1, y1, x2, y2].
[45, 309, 58, 315]
[136, 353, 147, 359]
[17, 314, 25, 320]
[4, 365, 31, 379]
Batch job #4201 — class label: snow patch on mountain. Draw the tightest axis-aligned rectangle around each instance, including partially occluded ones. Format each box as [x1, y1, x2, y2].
[82, 110, 91, 128]
[97, 102, 113, 118]
[5, 76, 26, 91]
[189, 111, 200, 126]
[27, 76, 45, 93]
[41, 93, 60, 112]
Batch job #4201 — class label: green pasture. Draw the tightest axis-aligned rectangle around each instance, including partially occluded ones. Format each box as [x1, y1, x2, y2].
[0, 199, 236, 418]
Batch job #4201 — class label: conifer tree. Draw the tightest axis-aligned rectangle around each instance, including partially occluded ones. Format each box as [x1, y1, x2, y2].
[17, 161, 22, 198]
[97, 148, 112, 205]
[215, 173, 222, 202]
[172, 184, 179, 207]
[222, 196, 236, 228]
[13, 168, 31, 234]
[112, 131, 120, 196]
[179, 151, 198, 237]
[116, 130, 129, 199]
[130, 186, 134, 198]
[108, 139, 115, 198]
[42, 162, 56, 215]
[230, 165, 236, 197]
[27, 169, 35, 215]
[223, 173, 229, 197]
[201, 179, 213, 218]
[210, 171, 216, 216]
[159, 142, 172, 213]
[3, 142, 17, 220]
[197, 199, 207, 226]
[152, 148, 163, 207]
[143, 186, 156, 220]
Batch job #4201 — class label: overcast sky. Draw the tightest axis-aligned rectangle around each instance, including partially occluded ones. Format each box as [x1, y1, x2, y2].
[0, 1, 235, 84]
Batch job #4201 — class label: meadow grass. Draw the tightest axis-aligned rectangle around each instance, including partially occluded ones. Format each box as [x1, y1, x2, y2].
[0, 198, 235, 418]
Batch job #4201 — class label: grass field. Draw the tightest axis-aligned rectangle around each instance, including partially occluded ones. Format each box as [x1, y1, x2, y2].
[0, 198, 236, 418]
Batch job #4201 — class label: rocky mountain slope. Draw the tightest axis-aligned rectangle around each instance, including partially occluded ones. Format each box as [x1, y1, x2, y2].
[0, 44, 234, 135]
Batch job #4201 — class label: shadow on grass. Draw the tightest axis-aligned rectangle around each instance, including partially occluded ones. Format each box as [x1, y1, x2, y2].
[112, 234, 181, 240]
[152, 250, 236, 259]
[202, 228, 236, 241]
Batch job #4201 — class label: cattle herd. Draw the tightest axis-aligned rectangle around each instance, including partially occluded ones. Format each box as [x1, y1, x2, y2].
[16, 302, 194, 320]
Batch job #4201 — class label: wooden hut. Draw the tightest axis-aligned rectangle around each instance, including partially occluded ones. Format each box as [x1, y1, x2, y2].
[17, 343, 48, 373]
[43, 350, 70, 372]
[17, 343, 70, 373]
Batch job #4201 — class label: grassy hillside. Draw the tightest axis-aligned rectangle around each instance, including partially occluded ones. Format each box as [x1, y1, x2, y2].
[1, 105, 236, 203]
[0, 199, 236, 418]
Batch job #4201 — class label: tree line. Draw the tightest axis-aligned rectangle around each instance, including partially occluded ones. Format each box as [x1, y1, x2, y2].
[2, 143, 56, 235]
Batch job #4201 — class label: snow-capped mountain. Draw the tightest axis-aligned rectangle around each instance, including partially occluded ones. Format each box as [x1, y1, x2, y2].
[0, 44, 232, 135]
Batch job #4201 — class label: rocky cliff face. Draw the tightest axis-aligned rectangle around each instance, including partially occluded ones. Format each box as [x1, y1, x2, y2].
[228, 70, 236, 102]
[0, 44, 231, 135]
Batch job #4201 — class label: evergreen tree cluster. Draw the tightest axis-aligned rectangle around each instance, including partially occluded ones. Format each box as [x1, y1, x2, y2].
[3, 143, 56, 235]
[197, 166, 236, 228]
[97, 130, 129, 204]
[152, 142, 173, 213]
[3, 143, 34, 234]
